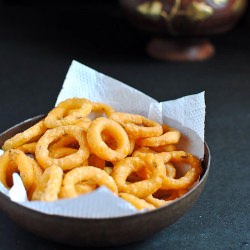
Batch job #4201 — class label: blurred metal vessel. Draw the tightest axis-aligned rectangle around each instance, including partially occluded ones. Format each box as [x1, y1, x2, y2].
[120, 0, 247, 61]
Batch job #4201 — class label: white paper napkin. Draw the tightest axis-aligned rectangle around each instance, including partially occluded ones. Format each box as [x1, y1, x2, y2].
[0, 60, 205, 218]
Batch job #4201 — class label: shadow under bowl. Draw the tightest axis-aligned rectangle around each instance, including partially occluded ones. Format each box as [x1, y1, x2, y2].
[0, 115, 211, 247]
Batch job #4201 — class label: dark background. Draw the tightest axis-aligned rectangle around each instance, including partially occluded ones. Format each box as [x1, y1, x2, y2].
[0, 1, 250, 250]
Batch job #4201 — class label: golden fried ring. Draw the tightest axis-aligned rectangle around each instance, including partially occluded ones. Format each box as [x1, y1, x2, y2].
[49, 147, 78, 159]
[145, 195, 172, 208]
[112, 155, 165, 198]
[75, 118, 92, 131]
[91, 102, 115, 117]
[36, 125, 90, 170]
[136, 125, 181, 147]
[132, 146, 157, 156]
[0, 150, 35, 192]
[75, 182, 97, 195]
[17, 142, 37, 154]
[161, 151, 202, 190]
[119, 193, 155, 210]
[128, 137, 136, 155]
[145, 189, 188, 207]
[60, 166, 118, 198]
[2, 120, 47, 151]
[28, 160, 43, 200]
[151, 144, 177, 153]
[32, 165, 63, 201]
[132, 147, 175, 179]
[49, 135, 79, 151]
[44, 98, 92, 128]
[87, 117, 130, 162]
[110, 112, 163, 138]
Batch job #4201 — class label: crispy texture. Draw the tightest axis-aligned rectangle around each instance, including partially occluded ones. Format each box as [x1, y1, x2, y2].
[36, 125, 90, 170]
[0, 150, 35, 192]
[110, 112, 163, 138]
[136, 125, 181, 147]
[0, 98, 203, 206]
[60, 166, 118, 198]
[112, 155, 165, 198]
[119, 193, 155, 210]
[2, 120, 47, 151]
[87, 117, 130, 162]
[32, 165, 63, 201]
[45, 98, 92, 128]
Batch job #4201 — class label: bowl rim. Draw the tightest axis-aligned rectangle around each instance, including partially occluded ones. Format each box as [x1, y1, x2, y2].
[0, 114, 211, 221]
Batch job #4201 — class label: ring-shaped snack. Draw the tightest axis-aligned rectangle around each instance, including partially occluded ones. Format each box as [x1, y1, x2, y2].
[112, 154, 165, 198]
[91, 102, 115, 117]
[87, 117, 130, 162]
[60, 166, 118, 198]
[44, 98, 92, 128]
[17, 142, 37, 154]
[75, 182, 97, 195]
[119, 193, 155, 210]
[36, 125, 90, 170]
[110, 112, 163, 138]
[48, 147, 78, 159]
[161, 151, 202, 190]
[132, 147, 175, 179]
[2, 120, 47, 151]
[145, 189, 188, 207]
[49, 135, 79, 151]
[0, 149, 35, 193]
[145, 194, 172, 208]
[32, 165, 63, 201]
[136, 125, 181, 147]
[75, 118, 92, 131]
[151, 144, 177, 153]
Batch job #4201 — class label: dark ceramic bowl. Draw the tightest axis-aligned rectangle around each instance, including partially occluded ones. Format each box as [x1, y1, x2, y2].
[0, 115, 210, 247]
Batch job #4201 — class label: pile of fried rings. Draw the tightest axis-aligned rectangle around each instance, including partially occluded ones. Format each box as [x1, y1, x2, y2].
[0, 98, 202, 210]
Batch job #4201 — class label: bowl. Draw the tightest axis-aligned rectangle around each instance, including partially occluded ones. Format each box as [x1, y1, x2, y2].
[0, 115, 210, 247]
[120, 0, 247, 61]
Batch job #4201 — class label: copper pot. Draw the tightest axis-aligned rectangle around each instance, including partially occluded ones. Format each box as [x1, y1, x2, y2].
[120, 0, 247, 61]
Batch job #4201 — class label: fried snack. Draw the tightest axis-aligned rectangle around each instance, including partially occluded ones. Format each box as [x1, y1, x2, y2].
[145, 194, 172, 207]
[75, 182, 97, 195]
[0, 97, 203, 208]
[91, 102, 115, 117]
[161, 151, 202, 190]
[145, 189, 188, 207]
[112, 154, 165, 198]
[36, 125, 90, 170]
[87, 117, 130, 162]
[32, 165, 63, 201]
[119, 193, 155, 210]
[151, 144, 177, 153]
[48, 147, 78, 159]
[2, 120, 47, 151]
[128, 137, 136, 155]
[136, 125, 181, 147]
[17, 142, 37, 154]
[0, 150, 35, 192]
[132, 147, 176, 179]
[49, 135, 79, 150]
[45, 98, 92, 128]
[60, 166, 118, 198]
[75, 118, 92, 131]
[110, 112, 163, 138]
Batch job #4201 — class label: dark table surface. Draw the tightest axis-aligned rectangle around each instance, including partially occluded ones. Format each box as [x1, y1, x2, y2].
[0, 1, 250, 250]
